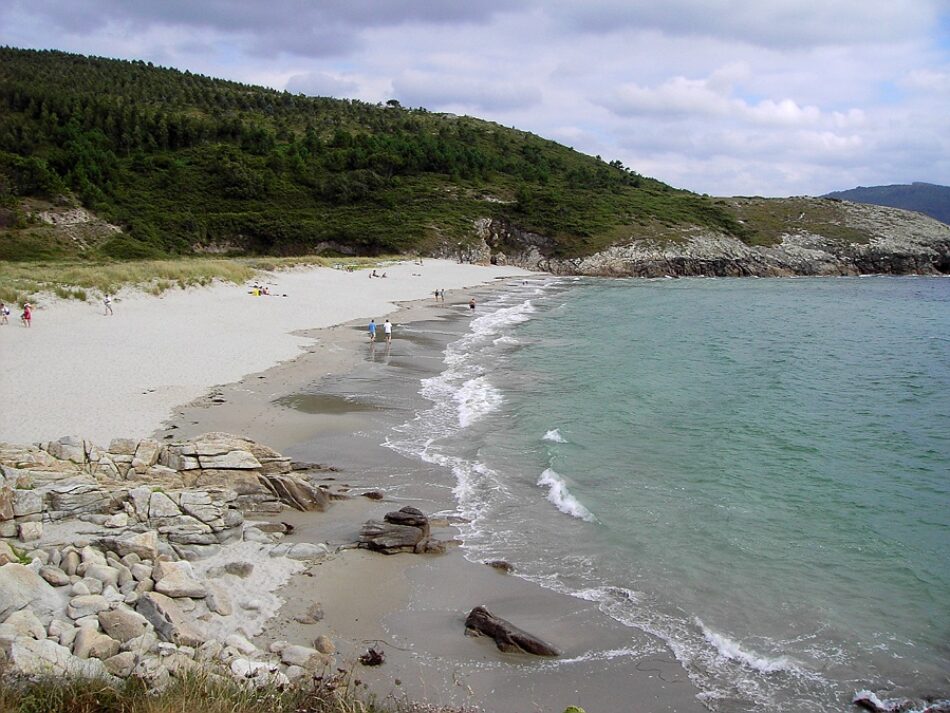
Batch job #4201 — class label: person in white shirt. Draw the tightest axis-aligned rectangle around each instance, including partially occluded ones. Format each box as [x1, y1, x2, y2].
[383, 319, 393, 343]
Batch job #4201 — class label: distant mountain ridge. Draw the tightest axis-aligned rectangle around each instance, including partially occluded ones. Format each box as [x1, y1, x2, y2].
[823, 183, 950, 225]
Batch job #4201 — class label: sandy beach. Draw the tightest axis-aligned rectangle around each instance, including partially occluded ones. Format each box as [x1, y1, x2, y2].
[1, 259, 706, 712]
[0, 260, 529, 446]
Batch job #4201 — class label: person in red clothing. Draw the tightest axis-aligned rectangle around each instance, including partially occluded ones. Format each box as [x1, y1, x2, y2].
[21, 302, 31, 327]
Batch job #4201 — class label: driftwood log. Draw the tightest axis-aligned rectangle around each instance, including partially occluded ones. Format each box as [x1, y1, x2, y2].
[464, 605, 560, 657]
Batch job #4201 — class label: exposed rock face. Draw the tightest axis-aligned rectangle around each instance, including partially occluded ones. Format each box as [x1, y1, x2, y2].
[473, 200, 950, 277]
[358, 506, 435, 554]
[0, 432, 341, 690]
[464, 605, 560, 657]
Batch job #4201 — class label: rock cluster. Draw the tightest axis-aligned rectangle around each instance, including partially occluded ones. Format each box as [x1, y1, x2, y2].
[357, 506, 445, 554]
[1, 432, 331, 559]
[0, 433, 337, 688]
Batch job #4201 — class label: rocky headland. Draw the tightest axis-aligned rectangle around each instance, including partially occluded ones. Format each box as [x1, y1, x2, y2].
[471, 199, 950, 277]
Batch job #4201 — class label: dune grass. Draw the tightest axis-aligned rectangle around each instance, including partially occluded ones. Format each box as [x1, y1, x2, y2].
[0, 668, 475, 713]
[0, 255, 397, 307]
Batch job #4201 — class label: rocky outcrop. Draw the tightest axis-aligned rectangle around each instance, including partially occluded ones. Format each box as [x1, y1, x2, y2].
[0, 433, 339, 690]
[358, 506, 440, 554]
[464, 605, 560, 657]
[473, 200, 950, 277]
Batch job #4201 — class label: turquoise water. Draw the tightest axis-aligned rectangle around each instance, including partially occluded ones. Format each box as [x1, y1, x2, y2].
[389, 276, 950, 712]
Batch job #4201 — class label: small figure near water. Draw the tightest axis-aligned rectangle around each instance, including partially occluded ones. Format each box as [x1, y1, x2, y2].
[368, 319, 376, 342]
[103, 294, 113, 316]
[383, 318, 393, 343]
[469, 298, 476, 311]
[20, 302, 31, 327]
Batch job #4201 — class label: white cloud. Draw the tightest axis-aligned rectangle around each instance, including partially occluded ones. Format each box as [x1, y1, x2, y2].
[0, 0, 947, 196]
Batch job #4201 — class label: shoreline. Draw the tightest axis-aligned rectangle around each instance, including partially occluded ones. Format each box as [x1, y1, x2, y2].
[0, 260, 531, 446]
[160, 279, 707, 712]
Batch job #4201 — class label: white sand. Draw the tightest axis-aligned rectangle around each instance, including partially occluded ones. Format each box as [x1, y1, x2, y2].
[0, 260, 532, 445]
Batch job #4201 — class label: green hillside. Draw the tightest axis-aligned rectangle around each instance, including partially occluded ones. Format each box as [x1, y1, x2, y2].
[0, 46, 744, 261]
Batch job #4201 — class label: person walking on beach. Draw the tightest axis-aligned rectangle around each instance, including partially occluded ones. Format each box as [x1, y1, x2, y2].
[368, 319, 377, 342]
[0, 303, 9, 325]
[383, 319, 393, 343]
[469, 297, 476, 311]
[21, 302, 32, 327]
[439, 289, 445, 302]
[103, 293, 113, 316]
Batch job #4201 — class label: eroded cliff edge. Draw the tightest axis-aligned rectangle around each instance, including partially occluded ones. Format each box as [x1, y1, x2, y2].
[470, 198, 950, 277]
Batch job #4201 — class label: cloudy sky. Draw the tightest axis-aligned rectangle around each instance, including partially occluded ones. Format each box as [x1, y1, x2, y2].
[2, 0, 948, 196]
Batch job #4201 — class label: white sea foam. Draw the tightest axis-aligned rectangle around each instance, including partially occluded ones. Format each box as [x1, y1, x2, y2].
[493, 335, 520, 346]
[538, 468, 595, 521]
[542, 428, 566, 443]
[698, 619, 800, 675]
[455, 376, 503, 428]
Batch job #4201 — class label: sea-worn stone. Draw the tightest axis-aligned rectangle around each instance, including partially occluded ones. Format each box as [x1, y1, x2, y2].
[130, 562, 152, 582]
[0, 541, 16, 566]
[98, 608, 151, 643]
[205, 582, 233, 616]
[464, 605, 560, 657]
[39, 565, 71, 587]
[313, 635, 335, 655]
[153, 560, 207, 598]
[260, 473, 330, 511]
[104, 512, 129, 528]
[269, 542, 330, 561]
[47, 437, 86, 464]
[0, 562, 65, 622]
[280, 644, 325, 670]
[294, 602, 324, 625]
[136, 592, 203, 647]
[148, 491, 182, 519]
[67, 594, 110, 620]
[0, 486, 15, 521]
[2, 609, 46, 639]
[18, 521, 43, 542]
[358, 521, 426, 554]
[225, 633, 257, 655]
[73, 626, 121, 660]
[12, 489, 43, 517]
[131, 439, 161, 470]
[83, 564, 120, 588]
[62, 550, 81, 576]
[0, 636, 109, 678]
[103, 650, 135, 677]
[107, 530, 159, 560]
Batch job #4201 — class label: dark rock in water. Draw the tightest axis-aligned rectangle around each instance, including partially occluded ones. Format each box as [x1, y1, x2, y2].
[464, 605, 559, 657]
[852, 691, 932, 713]
[358, 647, 384, 666]
[361, 491, 384, 500]
[358, 506, 432, 554]
[485, 560, 514, 574]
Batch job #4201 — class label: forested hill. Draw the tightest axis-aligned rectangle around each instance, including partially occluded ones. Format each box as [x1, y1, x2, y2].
[0, 46, 742, 261]
[823, 183, 950, 225]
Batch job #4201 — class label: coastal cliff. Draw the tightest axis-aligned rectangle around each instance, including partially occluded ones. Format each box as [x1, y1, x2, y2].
[473, 198, 950, 277]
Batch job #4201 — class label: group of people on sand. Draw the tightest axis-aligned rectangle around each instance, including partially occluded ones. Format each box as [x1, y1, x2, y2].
[367, 318, 393, 344]
[369, 270, 387, 278]
[0, 301, 30, 327]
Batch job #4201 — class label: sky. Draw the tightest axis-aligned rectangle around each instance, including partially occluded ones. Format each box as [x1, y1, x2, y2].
[1, 0, 949, 197]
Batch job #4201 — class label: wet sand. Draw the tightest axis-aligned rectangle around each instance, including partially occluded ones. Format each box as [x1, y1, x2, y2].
[162, 284, 708, 713]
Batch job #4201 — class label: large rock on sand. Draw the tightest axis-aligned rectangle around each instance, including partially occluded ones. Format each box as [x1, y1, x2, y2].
[464, 605, 560, 657]
[358, 506, 431, 554]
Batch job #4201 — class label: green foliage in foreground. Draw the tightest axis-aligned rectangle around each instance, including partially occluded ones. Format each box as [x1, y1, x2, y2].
[0, 46, 745, 262]
[0, 669, 474, 713]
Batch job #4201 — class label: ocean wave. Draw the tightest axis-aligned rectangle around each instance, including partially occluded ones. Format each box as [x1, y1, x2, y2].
[542, 428, 567, 443]
[537, 468, 595, 521]
[697, 619, 801, 675]
[469, 299, 536, 338]
[455, 376, 503, 428]
[493, 335, 520, 346]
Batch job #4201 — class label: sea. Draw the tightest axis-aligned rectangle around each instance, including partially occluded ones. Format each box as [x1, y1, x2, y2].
[385, 275, 950, 713]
